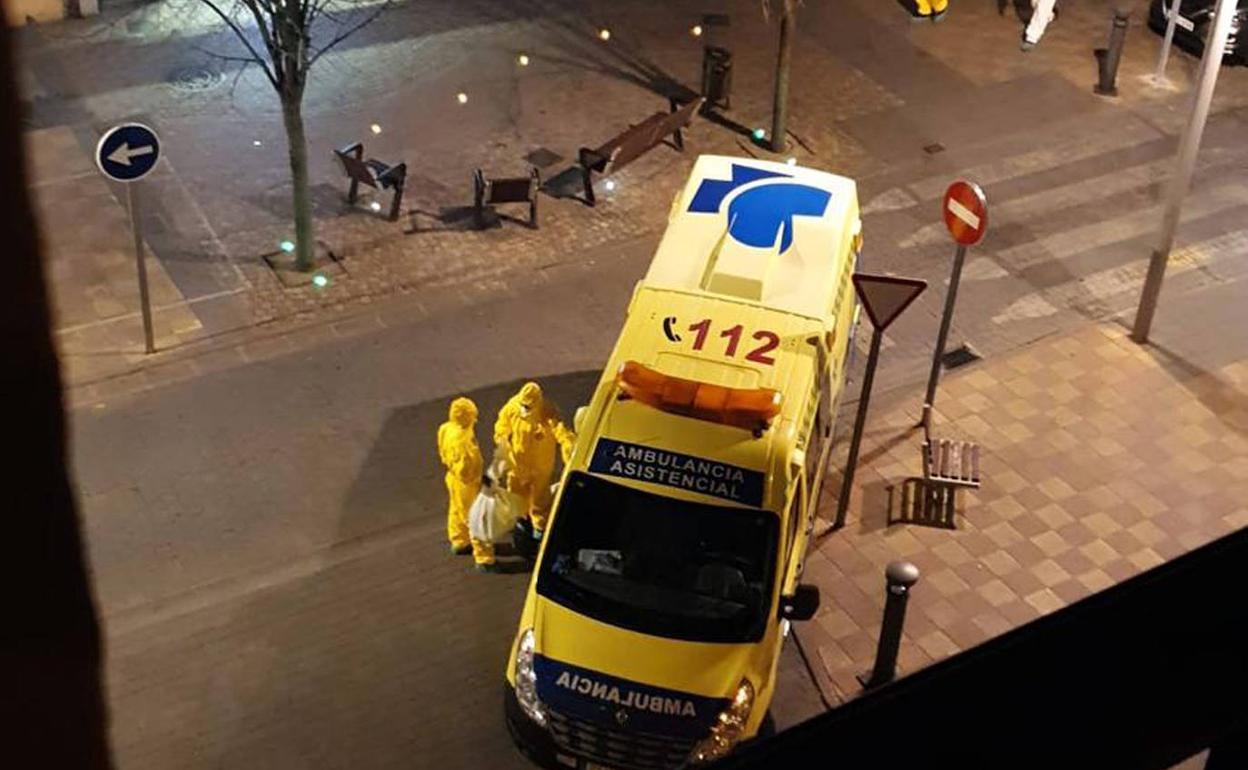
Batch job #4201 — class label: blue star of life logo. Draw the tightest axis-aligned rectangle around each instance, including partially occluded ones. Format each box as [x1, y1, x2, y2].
[687, 163, 831, 253]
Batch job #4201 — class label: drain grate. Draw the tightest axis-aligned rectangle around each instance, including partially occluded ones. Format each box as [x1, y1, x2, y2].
[941, 343, 981, 369]
[167, 66, 224, 93]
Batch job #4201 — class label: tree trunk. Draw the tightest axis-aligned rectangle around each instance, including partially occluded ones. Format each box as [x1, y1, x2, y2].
[770, 0, 795, 153]
[280, 90, 315, 272]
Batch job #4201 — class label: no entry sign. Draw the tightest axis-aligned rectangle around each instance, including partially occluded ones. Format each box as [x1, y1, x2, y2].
[942, 180, 988, 246]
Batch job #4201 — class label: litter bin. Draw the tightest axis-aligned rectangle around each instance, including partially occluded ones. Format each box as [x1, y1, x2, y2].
[701, 45, 732, 110]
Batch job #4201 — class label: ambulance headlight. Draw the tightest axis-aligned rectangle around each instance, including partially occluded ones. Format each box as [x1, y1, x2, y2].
[689, 679, 754, 764]
[514, 628, 547, 727]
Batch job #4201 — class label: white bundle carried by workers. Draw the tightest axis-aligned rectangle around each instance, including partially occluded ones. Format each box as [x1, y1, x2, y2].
[469, 456, 523, 545]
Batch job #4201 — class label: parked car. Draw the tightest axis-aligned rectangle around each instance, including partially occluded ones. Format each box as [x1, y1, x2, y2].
[1148, 0, 1248, 65]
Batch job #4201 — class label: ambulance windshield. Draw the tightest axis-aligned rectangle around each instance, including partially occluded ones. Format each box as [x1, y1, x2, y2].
[536, 472, 778, 644]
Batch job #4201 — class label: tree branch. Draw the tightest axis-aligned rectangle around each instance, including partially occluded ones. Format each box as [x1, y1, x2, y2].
[240, 0, 285, 85]
[315, 6, 345, 25]
[196, 0, 279, 88]
[307, 0, 390, 67]
[305, 0, 337, 24]
[190, 41, 265, 65]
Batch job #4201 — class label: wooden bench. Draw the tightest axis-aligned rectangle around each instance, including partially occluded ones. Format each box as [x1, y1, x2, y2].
[577, 96, 706, 206]
[923, 435, 981, 489]
[892, 427, 981, 529]
[333, 142, 407, 222]
[473, 167, 540, 229]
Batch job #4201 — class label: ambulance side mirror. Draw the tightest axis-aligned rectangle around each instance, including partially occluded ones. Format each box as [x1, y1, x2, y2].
[779, 584, 820, 621]
[573, 406, 588, 434]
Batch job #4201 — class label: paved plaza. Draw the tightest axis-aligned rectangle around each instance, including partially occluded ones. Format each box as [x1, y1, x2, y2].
[14, 0, 1248, 392]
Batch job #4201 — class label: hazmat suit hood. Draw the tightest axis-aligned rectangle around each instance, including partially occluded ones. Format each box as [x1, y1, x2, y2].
[449, 397, 478, 427]
[518, 382, 543, 415]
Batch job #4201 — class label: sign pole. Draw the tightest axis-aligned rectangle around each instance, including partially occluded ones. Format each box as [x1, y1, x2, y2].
[1133, 0, 1237, 343]
[834, 327, 882, 530]
[925, 179, 987, 430]
[921, 242, 968, 432]
[1152, 0, 1184, 84]
[127, 183, 156, 354]
[96, 122, 162, 355]
[832, 273, 927, 531]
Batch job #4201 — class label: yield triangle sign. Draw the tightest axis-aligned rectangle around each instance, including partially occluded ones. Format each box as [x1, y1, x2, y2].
[852, 273, 927, 331]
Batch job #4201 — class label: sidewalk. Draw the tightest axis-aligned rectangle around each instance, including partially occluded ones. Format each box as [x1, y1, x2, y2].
[799, 278, 1248, 704]
[24, 125, 224, 385]
[18, 0, 1248, 393]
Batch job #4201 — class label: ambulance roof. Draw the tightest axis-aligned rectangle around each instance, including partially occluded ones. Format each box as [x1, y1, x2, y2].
[644, 155, 860, 320]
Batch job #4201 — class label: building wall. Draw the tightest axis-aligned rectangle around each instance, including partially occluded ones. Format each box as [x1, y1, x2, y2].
[5, 0, 99, 26]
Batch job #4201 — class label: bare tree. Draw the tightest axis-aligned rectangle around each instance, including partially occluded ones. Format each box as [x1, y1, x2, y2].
[198, 0, 389, 271]
[763, 0, 798, 153]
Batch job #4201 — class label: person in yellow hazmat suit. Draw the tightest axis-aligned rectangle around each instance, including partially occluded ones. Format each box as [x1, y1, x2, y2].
[493, 382, 575, 538]
[912, 0, 949, 21]
[437, 397, 494, 569]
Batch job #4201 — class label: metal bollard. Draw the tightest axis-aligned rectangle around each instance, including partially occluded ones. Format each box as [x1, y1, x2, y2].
[860, 561, 921, 689]
[1094, 9, 1131, 96]
[700, 46, 733, 110]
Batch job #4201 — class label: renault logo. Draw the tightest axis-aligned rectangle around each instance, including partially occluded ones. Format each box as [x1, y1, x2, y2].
[615, 709, 629, 727]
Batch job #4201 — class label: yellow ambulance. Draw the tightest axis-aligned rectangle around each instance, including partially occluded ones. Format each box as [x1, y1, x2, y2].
[504, 155, 864, 770]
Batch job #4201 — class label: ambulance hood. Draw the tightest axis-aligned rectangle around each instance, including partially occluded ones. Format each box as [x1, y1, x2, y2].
[531, 597, 762, 737]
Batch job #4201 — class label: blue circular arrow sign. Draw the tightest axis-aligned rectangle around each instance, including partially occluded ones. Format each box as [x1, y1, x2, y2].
[95, 123, 161, 182]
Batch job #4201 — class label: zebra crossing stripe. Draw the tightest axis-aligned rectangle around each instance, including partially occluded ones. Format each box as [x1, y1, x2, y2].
[908, 116, 1162, 200]
[996, 184, 1248, 271]
[898, 146, 1246, 251]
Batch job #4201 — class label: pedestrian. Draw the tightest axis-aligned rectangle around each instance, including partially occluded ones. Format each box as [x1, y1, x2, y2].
[908, 0, 950, 22]
[1021, 0, 1060, 50]
[437, 397, 485, 561]
[493, 382, 575, 541]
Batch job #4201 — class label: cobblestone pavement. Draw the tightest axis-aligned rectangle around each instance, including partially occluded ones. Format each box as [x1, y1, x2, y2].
[16, 0, 1248, 393]
[800, 277, 1248, 708]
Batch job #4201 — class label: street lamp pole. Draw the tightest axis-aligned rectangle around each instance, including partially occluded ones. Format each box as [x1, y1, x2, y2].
[1132, 0, 1238, 343]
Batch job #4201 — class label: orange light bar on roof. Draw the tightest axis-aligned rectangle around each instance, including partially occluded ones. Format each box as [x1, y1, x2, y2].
[616, 360, 782, 434]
